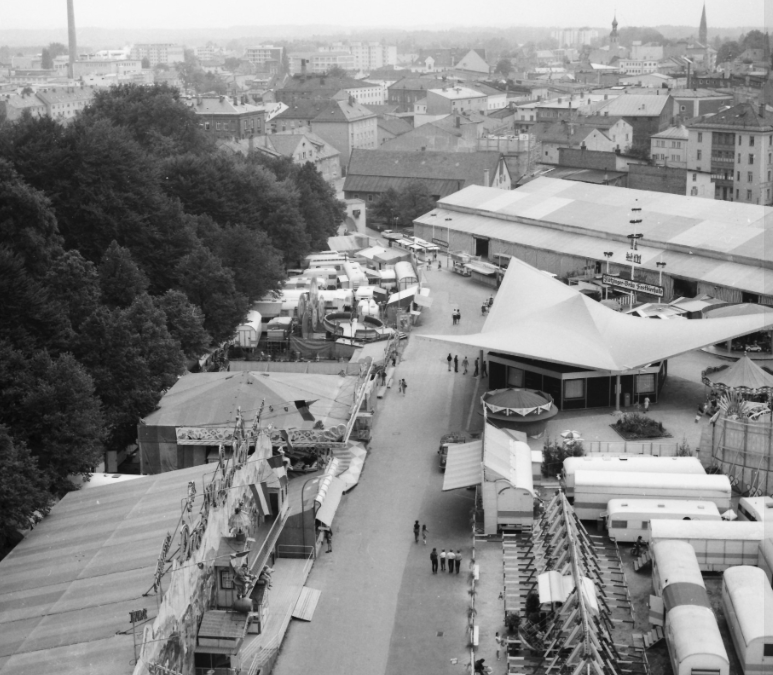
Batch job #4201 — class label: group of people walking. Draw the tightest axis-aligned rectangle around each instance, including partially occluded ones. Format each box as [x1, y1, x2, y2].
[429, 547, 462, 574]
[446, 354, 487, 378]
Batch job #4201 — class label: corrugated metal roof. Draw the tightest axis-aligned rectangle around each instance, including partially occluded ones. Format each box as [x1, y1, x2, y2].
[198, 610, 249, 639]
[0, 464, 213, 675]
[442, 441, 483, 491]
[418, 178, 773, 294]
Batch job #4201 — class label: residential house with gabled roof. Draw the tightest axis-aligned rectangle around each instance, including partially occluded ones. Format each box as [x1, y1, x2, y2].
[188, 94, 268, 139]
[387, 76, 447, 112]
[590, 93, 673, 147]
[276, 75, 382, 106]
[426, 86, 488, 115]
[343, 149, 510, 204]
[311, 97, 377, 169]
[651, 125, 689, 168]
[0, 91, 47, 121]
[377, 116, 413, 146]
[271, 99, 329, 133]
[379, 122, 475, 153]
[454, 49, 490, 75]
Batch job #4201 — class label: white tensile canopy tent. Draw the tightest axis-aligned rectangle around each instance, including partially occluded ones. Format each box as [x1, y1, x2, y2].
[422, 257, 773, 408]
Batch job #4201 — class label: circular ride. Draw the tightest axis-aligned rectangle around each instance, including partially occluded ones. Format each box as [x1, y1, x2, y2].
[480, 388, 558, 436]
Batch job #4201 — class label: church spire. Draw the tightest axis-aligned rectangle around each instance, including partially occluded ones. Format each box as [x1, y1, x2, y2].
[699, 3, 708, 45]
[610, 14, 619, 48]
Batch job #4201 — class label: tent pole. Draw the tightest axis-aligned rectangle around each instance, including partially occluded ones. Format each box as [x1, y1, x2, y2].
[614, 374, 621, 412]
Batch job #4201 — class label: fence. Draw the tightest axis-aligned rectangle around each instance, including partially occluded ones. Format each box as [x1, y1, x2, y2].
[701, 417, 773, 497]
[584, 440, 681, 456]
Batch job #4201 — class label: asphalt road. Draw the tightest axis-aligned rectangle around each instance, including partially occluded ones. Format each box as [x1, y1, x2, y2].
[273, 266, 495, 675]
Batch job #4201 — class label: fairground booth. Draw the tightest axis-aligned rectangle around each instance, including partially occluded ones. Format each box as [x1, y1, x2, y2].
[423, 257, 773, 411]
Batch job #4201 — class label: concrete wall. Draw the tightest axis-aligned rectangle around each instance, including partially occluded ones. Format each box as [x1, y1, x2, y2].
[558, 147, 618, 171]
[628, 164, 686, 195]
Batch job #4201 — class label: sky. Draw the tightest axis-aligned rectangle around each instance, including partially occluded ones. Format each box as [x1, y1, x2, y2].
[1, 0, 771, 31]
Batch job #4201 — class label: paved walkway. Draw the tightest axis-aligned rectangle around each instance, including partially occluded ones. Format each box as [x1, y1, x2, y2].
[273, 267, 495, 675]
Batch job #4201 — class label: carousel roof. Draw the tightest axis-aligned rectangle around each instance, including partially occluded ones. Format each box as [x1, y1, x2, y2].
[702, 355, 773, 394]
[483, 388, 554, 416]
[422, 257, 773, 372]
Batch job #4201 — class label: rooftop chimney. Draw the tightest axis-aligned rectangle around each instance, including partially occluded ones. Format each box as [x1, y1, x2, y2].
[67, 0, 77, 79]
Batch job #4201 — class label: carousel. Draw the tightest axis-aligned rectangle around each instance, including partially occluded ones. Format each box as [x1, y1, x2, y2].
[701, 354, 773, 420]
[481, 388, 558, 436]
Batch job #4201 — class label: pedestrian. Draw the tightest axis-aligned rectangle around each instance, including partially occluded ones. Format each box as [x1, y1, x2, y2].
[433, 251, 437, 261]
[457, 309, 461, 323]
[437, 260, 442, 270]
[401, 378, 407, 395]
[446, 549, 455, 574]
[455, 550, 461, 573]
[439, 549, 447, 571]
[462, 356, 469, 375]
[695, 403, 703, 423]
[495, 632, 502, 660]
[325, 528, 333, 553]
[474, 658, 486, 674]
[451, 310, 456, 325]
[397, 379, 403, 394]
[413, 520, 420, 543]
[422, 524, 428, 545]
[447, 353, 453, 371]
[481, 360, 488, 378]
[474, 358, 479, 377]
[380, 370, 387, 386]
[430, 547, 438, 573]
[481, 302, 487, 316]
[391, 354, 397, 367]
[454, 355, 459, 373]
[488, 295, 494, 307]
[644, 396, 650, 413]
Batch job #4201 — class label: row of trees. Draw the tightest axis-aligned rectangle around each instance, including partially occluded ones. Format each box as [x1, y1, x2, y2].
[0, 83, 344, 549]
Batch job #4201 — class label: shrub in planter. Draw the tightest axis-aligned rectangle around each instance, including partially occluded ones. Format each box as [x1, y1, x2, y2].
[525, 591, 540, 616]
[505, 610, 521, 635]
[613, 412, 666, 439]
[541, 438, 584, 477]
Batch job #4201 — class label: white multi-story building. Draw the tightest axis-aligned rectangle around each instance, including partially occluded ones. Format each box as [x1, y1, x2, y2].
[244, 45, 284, 65]
[630, 42, 664, 61]
[289, 52, 355, 75]
[130, 43, 185, 66]
[651, 126, 689, 167]
[550, 28, 599, 48]
[618, 59, 660, 75]
[348, 42, 398, 71]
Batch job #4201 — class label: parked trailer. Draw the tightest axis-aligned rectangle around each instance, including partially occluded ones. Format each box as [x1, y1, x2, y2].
[737, 496, 773, 522]
[605, 499, 721, 543]
[572, 471, 731, 521]
[651, 540, 730, 675]
[759, 538, 773, 585]
[722, 566, 773, 675]
[563, 456, 705, 499]
[650, 520, 770, 571]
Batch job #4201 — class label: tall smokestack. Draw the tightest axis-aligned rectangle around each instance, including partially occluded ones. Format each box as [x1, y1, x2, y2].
[67, 0, 77, 79]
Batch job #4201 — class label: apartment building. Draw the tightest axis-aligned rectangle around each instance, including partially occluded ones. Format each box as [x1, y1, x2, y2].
[687, 102, 773, 204]
[245, 45, 284, 65]
[348, 42, 397, 71]
[311, 97, 377, 169]
[651, 126, 688, 167]
[289, 52, 355, 75]
[130, 43, 185, 66]
[189, 95, 268, 139]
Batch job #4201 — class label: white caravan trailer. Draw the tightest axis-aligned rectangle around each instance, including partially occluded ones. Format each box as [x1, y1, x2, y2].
[650, 520, 770, 571]
[722, 566, 773, 675]
[605, 499, 721, 543]
[759, 538, 773, 585]
[572, 471, 731, 521]
[651, 540, 730, 675]
[563, 456, 705, 499]
[737, 496, 773, 523]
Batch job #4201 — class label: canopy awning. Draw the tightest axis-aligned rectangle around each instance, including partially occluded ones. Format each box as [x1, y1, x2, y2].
[421, 257, 773, 372]
[315, 476, 346, 528]
[443, 441, 483, 491]
[413, 294, 434, 308]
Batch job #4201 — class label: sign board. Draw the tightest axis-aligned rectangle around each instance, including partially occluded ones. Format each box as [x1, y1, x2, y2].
[129, 608, 148, 624]
[602, 274, 664, 298]
[432, 237, 449, 248]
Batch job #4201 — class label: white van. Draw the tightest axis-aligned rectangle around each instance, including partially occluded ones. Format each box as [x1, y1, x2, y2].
[605, 499, 721, 543]
[737, 496, 773, 522]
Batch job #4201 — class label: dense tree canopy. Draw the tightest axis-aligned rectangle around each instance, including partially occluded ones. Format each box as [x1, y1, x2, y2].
[0, 82, 344, 541]
[374, 181, 436, 228]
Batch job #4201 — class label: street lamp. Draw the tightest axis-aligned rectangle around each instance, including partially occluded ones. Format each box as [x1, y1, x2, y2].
[301, 476, 322, 558]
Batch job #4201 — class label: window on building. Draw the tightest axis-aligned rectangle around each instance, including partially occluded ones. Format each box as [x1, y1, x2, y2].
[508, 368, 525, 387]
[697, 132, 703, 142]
[691, 187, 698, 196]
[748, 172, 753, 182]
[750, 154, 755, 164]
[764, 644, 773, 657]
[750, 136, 755, 147]
[220, 570, 235, 589]
[737, 171, 741, 181]
[693, 173, 697, 181]
[610, 520, 628, 529]
[636, 374, 656, 394]
[697, 150, 702, 160]
[739, 135, 743, 145]
[738, 153, 742, 163]
[747, 189, 753, 200]
[736, 189, 740, 198]
[564, 379, 585, 400]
